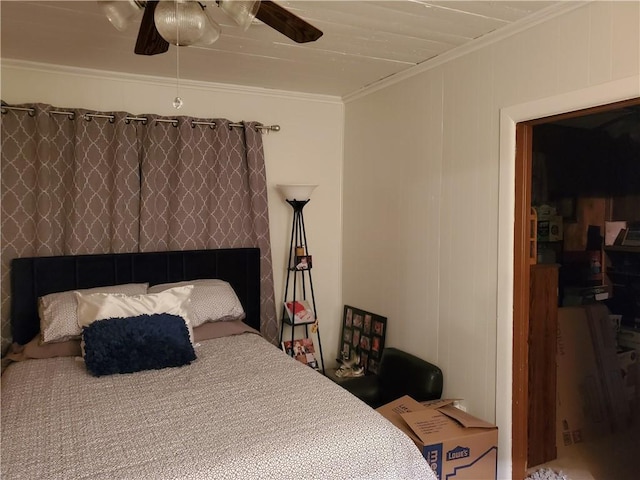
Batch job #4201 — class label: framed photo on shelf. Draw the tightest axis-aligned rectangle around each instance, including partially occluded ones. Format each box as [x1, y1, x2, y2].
[621, 224, 640, 247]
[295, 255, 312, 270]
[284, 299, 315, 324]
[282, 338, 319, 370]
[339, 305, 387, 374]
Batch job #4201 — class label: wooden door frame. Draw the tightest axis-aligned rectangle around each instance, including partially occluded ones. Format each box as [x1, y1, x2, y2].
[511, 97, 640, 479]
[512, 122, 533, 478]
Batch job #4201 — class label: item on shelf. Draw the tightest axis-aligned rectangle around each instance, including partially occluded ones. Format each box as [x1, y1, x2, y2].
[282, 338, 319, 370]
[621, 223, 640, 247]
[284, 300, 315, 324]
[605, 221, 627, 246]
[586, 225, 603, 251]
[534, 204, 563, 242]
[562, 284, 609, 306]
[295, 255, 312, 270]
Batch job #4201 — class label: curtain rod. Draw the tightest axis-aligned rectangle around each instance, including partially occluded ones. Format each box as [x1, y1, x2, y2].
[0, 105, 280, 132]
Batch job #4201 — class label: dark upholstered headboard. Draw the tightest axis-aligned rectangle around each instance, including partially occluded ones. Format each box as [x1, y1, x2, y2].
[10, 248, 261, 345]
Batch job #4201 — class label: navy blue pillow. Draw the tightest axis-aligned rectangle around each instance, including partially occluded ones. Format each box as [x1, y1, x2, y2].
[82, 313, 196, 377]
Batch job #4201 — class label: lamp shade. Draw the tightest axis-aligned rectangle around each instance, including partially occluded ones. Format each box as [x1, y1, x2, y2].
[99, 0, 143, 31]
[155, 0, 221, 46]
[277, 184, 318, 201]
[218, 0, 260, 31]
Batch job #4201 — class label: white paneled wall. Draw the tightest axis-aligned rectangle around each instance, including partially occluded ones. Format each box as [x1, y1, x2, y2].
[1, 64, 345, 367]
[343, 1, 639, 478]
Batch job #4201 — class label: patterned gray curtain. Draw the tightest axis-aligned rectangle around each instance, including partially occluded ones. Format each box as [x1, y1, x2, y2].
[1, 104, 139, 353]
[138, 116, 277, 343]
[1, 104, 277, 353]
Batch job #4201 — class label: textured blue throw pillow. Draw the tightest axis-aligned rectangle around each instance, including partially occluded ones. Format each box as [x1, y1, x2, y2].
[82, 313, 196, 377]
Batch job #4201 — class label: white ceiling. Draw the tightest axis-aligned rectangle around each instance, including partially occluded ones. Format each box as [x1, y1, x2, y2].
[1, 0, 562, 98]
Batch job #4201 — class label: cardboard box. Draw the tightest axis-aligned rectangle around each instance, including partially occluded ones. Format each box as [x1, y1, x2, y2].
[557, 305, 633, 447]
[377, 396, 498, 479]
[537, 216, 563, 242]
[617, 347, 639, 414]
[619, 327, 640, 352]
[584, 305, 631, 431]
[534, 205, 563, 242]
[557, 307, 611, 447]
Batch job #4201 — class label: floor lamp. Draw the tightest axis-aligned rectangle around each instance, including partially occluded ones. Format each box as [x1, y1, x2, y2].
[277, 184, 325, 374]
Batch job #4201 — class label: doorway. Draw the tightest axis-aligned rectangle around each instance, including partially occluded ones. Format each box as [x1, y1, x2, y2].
[511, 97, 640, 479]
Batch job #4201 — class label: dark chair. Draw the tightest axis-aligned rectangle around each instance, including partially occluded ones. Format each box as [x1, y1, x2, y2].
[335, 347, 443, 408]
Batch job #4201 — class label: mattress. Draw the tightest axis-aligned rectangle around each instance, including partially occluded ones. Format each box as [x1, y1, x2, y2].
[1, 333, 436, 480]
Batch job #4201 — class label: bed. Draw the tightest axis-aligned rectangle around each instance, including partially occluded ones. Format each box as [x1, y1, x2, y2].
[1, 248, 436, 480]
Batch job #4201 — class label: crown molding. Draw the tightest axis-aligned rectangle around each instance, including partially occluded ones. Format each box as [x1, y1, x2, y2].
[1, 58, 343, 105]
[343, 1, 590, 103]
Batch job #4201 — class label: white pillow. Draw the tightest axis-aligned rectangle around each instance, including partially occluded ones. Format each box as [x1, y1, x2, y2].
[38, 283, 149, 344]
[75, 285, 195, 343]
[147, 279, 245, 327]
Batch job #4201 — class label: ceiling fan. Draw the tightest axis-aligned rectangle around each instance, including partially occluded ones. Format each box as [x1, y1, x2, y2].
[99, 0, 323, 56]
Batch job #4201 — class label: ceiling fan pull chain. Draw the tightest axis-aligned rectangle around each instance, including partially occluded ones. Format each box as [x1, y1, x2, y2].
[173, 0, 183, 110]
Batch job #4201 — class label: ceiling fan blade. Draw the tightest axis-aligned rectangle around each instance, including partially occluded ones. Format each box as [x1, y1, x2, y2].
[135, 0, 170, 55]
[255, 0, 323, 44]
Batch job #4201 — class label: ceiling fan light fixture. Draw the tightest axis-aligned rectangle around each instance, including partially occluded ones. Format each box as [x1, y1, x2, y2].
[155, 0, 220, 46]
[218, 0, 259, 31]
[196, 5, 223, 45]
[99, 0, 144, 32]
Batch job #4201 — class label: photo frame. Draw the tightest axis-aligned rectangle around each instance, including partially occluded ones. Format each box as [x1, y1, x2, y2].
[295, 255, 312, 270]
[284, 299, 315, 324]
[339, 305, 387, 374]
[282, 338, 319, 370]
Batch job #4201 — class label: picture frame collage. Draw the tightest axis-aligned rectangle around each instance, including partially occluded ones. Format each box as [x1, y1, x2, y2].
[339, 305, 387, 374]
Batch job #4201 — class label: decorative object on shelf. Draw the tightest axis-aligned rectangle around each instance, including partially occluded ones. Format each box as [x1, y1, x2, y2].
[295, 255, 312, 270]
[284, 300, 314, 324]
[277, 184, 324, 373]
[334, 347, 363, 378]
[282, 338, 318, 370]
[605, 221, 627, 246]
[622, 223, 640, 247]
[534, 204, 563, 242]
[339, 305, 387, 375]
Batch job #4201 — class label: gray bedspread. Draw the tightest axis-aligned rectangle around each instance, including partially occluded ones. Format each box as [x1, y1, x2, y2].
[1, 333, 436, 480]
